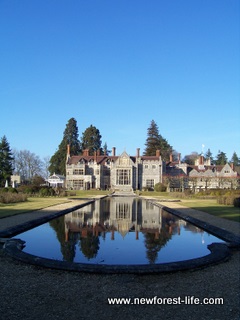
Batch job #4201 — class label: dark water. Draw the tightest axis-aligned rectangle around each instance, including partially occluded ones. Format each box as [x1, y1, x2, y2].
[15, 197, 224, 265]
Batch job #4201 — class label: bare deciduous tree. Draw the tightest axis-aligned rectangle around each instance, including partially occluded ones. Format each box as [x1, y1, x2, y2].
[13, 149, 44, 183]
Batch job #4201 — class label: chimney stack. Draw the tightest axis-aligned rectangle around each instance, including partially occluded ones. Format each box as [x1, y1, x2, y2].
[156, 150, 160, 157]
[178, 153, 181, 164]
[169, 153, 173, 162]
[67, 144, 70, 156]
[136, 148, 140, 157]
[83, 149, 89, 156]
[112, 147, 116, 156]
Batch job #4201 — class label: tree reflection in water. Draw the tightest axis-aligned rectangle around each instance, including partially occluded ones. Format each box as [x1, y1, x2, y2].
[79, 232, 100, 260]
[144, 230, 172, 264]
[48, 197, 201, 264]
[49, 216, 77, 262]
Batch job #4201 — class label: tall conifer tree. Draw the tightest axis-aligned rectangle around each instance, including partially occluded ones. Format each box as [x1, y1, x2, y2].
[215, 150, 228, 165]
[81, 125, 102, 155]
[205, 148, 214, 164]
[230, 152, 240, 166]
[0, 135, 14, 186]
[144, 120, 172, 161]
[144, 120, 160, 156]
[49, 118, 81, 175]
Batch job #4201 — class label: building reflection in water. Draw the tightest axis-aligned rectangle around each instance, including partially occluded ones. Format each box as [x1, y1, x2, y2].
[55, 197, 204, 264]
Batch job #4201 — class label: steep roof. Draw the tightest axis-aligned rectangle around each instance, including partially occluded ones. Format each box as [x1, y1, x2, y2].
[67, 154, 161, 165]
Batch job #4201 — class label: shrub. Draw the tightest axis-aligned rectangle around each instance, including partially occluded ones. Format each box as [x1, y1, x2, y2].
[217, 195, 238, 206]
[154, 183, 167, 192]
[233, 197, 240, 207]
[39, 187, 55, 197]
[0, 192, 28, 204]
[7, 187, 18, 193]
[17, 185, 41, 195]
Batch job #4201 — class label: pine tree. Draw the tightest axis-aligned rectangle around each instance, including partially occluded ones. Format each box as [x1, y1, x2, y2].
[0, 135, 14, 187]
[215, 150, 228, 165]
[230, 151, 240, 166]
[102, 142, 110, 155]
[144, 120, 172, 160]
[205, 148, 214, 164]
[81, 125, 102, 155]
[49, 118, 81, 175]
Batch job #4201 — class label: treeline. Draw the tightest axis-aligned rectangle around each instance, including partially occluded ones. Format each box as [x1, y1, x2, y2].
[0, 118, 239, 186]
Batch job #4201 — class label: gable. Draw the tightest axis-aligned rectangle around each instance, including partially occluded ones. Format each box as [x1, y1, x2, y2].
[189, 168, 199, 176]
[116, 151, 134, 166]
[220, 163, 237, 176]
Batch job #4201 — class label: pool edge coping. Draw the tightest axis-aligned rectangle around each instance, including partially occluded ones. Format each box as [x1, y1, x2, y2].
[2, 239, 230, 274]
[1, 196, 239, 274]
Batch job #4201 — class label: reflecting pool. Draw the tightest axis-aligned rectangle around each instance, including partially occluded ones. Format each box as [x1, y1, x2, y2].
[15, 197, 224, 265]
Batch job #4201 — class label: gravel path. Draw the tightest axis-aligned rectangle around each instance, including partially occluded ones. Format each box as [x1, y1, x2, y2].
[0, 199, 239, 320]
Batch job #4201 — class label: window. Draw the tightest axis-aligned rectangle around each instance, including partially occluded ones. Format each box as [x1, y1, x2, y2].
[116, 169, 131, 185]
[73, 180, 84, 189]
[144, 165, 149, 169]
[152, 165, 156, 169]
[146, 179, 154, 189]
[73, 169, 84, 175]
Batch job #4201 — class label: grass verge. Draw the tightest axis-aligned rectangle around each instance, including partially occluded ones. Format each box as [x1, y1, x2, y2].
[179, 199, 240, 223]
[0, 198, 71, 219]
[140, 192, 240, 222]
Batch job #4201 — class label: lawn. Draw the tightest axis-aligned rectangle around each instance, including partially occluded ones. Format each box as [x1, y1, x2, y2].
[0, 197, 71, 218]
[139, 191, 240, 222]
[0, 190, 109, 219]
[179, 199, 240, 223]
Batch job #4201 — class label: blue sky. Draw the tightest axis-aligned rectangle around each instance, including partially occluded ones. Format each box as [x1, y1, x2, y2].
[0, 0, 239, 161]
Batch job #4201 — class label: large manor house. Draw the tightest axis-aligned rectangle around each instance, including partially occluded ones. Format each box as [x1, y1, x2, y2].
[52, 145, 240, 192]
